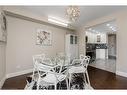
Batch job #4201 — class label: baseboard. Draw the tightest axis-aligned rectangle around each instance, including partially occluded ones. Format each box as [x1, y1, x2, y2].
[0, 76, 6, 89]
[6, 69, 33, 79]
[116, 71, 127, 78]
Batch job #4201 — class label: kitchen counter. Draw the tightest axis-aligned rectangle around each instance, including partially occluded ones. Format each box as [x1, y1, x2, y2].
[86, 43, 108, 60]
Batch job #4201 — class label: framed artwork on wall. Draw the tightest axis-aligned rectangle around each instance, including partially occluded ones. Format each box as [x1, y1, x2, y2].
[36, 29, 52, 46]
[0, 11, 7, 42]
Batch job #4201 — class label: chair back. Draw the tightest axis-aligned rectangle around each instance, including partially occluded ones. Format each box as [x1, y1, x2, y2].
[35, 59, 68, 83]
[80, 56, 90, 68]
[56, 52, 70, 66]
[56, 52, 65, 59]
[80, 54, 84, 60]
[33, 54, 45, 64]
[35, 61, 55, 74]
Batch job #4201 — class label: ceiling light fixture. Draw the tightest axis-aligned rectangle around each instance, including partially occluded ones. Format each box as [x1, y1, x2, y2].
[48, 16, 68, 27]
[92, 30, 96, 32]
[88, 28, 92, 31]
[66, 6, 80, 22]
[106, 24, 110, 26]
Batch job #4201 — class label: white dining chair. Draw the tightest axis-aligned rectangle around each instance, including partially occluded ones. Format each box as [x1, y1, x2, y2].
[32, 54, 46, 81]
[56, 52, 71, 66]
[68, 55, 92, 89]
[33, 54, 45, 63]
[32, 54, 55, 81]
[35, 59, 69, 90]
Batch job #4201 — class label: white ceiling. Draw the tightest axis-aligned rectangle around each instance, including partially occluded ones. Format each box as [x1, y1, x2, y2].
[18, 6, 126, 28]
[86, 20, 117, 34]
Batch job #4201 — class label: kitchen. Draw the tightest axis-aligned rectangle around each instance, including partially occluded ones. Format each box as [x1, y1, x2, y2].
[85, 20, 117, 73]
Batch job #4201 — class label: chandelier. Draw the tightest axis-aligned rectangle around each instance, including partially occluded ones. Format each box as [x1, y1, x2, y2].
[66, 6, 80, 22]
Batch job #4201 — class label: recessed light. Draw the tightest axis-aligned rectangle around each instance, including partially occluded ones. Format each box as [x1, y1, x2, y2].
[106, 24, 110, 26]
[112, 29, 117, 31]
[88, 28, 92, 31]
[109, 26, 113, 29]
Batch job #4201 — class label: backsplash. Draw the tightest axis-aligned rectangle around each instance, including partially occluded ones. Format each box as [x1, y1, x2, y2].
[95, 44, 108, 49]
[86, 43, 107, 51]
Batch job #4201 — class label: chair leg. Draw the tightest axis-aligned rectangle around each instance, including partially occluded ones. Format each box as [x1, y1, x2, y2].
[37, 81, 40, 90]
[86, 70, 90, 85]
[66, 78, 69, 90]
[68, 73, 71, 89]
[37, 77, 41, 90]
[54, 84, 57, 90]
[58, 82, 61, 89]
[83, 73, 87, 84]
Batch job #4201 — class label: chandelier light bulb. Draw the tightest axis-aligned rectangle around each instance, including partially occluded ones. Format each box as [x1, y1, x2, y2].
[66, 6, 80, 22]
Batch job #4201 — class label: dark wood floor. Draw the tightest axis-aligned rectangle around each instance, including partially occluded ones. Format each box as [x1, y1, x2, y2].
[2, 66, 127, 89]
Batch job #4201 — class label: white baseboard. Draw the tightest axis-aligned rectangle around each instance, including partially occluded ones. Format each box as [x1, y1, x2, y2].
[116, 71, 127, 78]
[0, 76, 6, 89]
[6, 69, 33, 79]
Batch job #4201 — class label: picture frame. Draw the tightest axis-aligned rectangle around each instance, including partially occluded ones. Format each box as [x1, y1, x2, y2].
[0, 11, 7, 42]
[36, 29, 52, 46]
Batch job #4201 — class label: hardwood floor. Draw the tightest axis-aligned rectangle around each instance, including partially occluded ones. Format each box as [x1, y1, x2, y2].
[2, 73, 31, 89]
[89, 66, 127, 89]
[2, 66, 127, 89]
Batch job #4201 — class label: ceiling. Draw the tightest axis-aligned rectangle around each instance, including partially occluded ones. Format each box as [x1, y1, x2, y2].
[17, 6, 127, 28]
[86, 20, 117, 34]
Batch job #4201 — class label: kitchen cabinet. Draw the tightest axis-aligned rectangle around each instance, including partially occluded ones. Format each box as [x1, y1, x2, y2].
[86, 32, 107, 43]
[86, 32, 95, 43]
[96, 49, 106, 59]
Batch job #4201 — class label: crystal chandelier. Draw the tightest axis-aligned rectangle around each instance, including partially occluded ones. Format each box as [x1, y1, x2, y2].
[66, 6, 80, 22]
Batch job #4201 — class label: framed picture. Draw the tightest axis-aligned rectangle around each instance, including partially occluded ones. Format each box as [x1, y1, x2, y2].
[0, 11, 7, 42]
[36, 29, 52, 46]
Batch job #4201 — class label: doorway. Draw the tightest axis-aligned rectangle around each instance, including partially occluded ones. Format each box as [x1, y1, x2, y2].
[108, 34, 116, 59]
[85, 20, 117, 73]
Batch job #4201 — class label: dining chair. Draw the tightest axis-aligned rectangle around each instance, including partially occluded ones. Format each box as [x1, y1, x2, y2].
[56, 52, 71, 66]
[35, 59, 69, 90]
[32, 54, 46, 81]
[68, 55, 92, 89]
[33, 54, 45, 63]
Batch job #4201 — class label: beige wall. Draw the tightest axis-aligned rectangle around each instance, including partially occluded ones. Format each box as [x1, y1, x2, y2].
[76, 27, 86, 55]
[6, 16, 73, 74]
[76, 10, 127, 76]
[0, 42, 6, 87]
[116, 13, 127, 74]
[0, 7, 6, 88]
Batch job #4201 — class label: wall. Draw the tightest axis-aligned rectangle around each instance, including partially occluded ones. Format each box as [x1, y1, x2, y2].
[76, 27, 85, 55]
[6, 16, 73, 76]
[0, 42, 6, 88]
[0, 7, 6, 88]
[116, 13, 127, 76]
